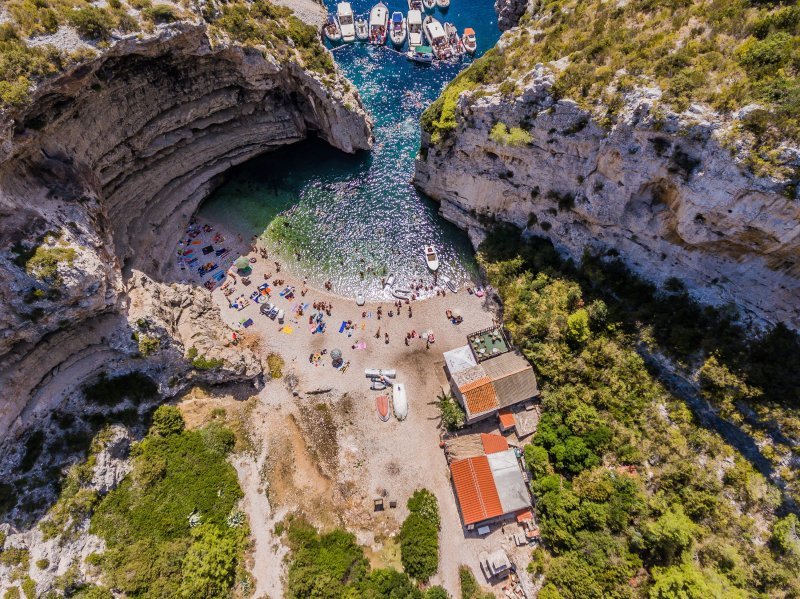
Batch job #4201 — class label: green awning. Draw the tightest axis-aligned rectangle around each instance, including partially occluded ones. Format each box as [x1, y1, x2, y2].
[414, 45, 433, 53]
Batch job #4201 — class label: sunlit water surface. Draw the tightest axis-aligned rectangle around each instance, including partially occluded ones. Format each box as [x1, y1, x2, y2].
[199, 0, 501, 298]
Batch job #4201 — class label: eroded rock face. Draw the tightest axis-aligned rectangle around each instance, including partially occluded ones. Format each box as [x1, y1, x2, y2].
[0, 22, 371, 438]
[414, 67, 800, 329]
[495, 0, 529, 31]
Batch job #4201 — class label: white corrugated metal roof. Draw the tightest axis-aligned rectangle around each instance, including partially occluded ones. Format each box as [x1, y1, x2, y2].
[487, 449, 530, 514]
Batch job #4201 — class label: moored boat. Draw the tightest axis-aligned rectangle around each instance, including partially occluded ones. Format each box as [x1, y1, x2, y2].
[444, 22, 464, 55]
[425, 244, 439, 271]
[356, 291, 365, 306]
[376, 395, 391, 421]
[392, 288, 413, 300]
[408, 9, 423, 47]
[389, 11, 407, 47]
[384, 273, 396, 288]
[406, 45, 434, 63]
[436, 0, 450, 10]
[423, 16, 450, 59]
[393, 383, 408, 421]
[462, 27, 476, 54]
[422, 0, 435, 12]
[369, 2, 389, 45]
[323, 13, 342, 42]
[408, 0, 423, 9]
[337, 2, 356, 42]
[355, 17, 369, 40]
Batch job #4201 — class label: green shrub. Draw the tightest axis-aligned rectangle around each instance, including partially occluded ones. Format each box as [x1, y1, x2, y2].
[437, 390, 465, 431]
[407, 488, 441, 530]
[20, 577, 35, 599]
[142, 3, 177, 24]
[489, 122, 532, 146]
[151, 405, 184, 437]
[24, 244, 76, 283]
[137, 334, 160, 357]
[399, 513, 438, 582]
[67, 6, 114, 40]
[266, 353, 284, 379]
[187, 346, 225, 370]
[35, 558, 49, 569]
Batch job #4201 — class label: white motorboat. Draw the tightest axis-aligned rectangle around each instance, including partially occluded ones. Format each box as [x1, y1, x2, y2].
[408, 10, 423, 47]
[369, 2, 389, 45]
[444, 22, 464, 55]
[365, 368, 397, 378]
[356, 292, 365, 306]
[355, 17, 369, 41]
[389, 12, 407, 47]
[408, 0, 423, 10]
[423, 16, 450, 59]
[322, 13, 342, 42]
[392, 288, 413, 300]
[337, 2, 356, 42]
[446, 277, 459, 293]
[393, 383, 408, 421]
[436, 0, 450, 9]
[384, 273, 396, 288]
[422, 0, 435, 11]
[425, 244, 439, 271]
[406, 45, 434, 64]
[462, 27, 476, 54]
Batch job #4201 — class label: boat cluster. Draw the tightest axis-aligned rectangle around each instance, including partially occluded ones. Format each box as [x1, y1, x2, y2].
[322, 1, 477, 63]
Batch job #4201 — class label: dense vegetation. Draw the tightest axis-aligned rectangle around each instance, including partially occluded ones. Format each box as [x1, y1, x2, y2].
[86, 406, 248, 597]
[478, 227, 799, 598]
[399, 489, 441, 582]
[283, 517, 449, 598]
[0, 0, 335, 110]
[424, 0, 800, 178]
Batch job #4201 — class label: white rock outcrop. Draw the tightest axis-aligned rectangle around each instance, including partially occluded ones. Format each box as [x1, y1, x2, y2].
[414, 70, 800, 329]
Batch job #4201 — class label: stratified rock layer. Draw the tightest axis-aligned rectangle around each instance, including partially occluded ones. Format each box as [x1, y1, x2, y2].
[0, 22, 371, 438]
[415, 67, 800, 329]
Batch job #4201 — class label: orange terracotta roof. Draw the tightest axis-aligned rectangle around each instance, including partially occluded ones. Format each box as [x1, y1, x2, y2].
[450, 456, 504, 525]
[498, 409, 515, 429]
[460, 376, 499, 415]
[480, 433, 509, 454]
[516, 509, 533, 522]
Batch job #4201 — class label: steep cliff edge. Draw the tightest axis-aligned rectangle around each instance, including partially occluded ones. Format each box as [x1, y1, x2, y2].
[0, 15, 371, 440]
[415, 0, 800, 330]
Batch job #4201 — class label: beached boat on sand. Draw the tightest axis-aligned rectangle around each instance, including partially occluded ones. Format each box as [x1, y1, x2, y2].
[355, 17, 369, 40]
[407, 45, 434, 63]
[389, 12, 407, 47]
[393, 383, 408, 421]
[422, 0, 435, 12]
[425, 245, 439, 271]
[369, 2, 389, 44]
[408, 10, 423, 47]
[376, 395, 391, 421]
[323, 13, 342, 42]
[356, 291, 365, 306]
[423, 16, 450, 59]
[384, 273, 396, 288]
[365, 368, 397, 378]
[462, 27, 476, 54]
[337, 2, 356, 42]
[392, 287, 413, 300]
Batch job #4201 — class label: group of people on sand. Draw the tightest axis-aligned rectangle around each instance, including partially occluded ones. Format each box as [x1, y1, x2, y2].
[313, 301, 333, 316]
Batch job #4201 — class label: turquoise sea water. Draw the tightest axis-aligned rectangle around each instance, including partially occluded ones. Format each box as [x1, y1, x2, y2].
[199, 0, 501, 299]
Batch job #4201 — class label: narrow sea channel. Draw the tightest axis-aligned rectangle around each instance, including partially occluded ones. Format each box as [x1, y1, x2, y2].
[199, 0, 501, 298]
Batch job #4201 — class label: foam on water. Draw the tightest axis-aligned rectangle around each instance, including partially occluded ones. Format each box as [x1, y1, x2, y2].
[199, 0, 500, 299]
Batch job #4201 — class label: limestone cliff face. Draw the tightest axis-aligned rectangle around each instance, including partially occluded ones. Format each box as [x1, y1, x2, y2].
[494, 0, 528, 31]
[414, 65, 800, 329]
[0, 22, 371, 438]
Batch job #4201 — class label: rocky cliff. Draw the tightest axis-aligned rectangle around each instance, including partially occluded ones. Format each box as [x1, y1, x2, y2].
[415, 52, 800, 331]
[0, 20, 371, 442]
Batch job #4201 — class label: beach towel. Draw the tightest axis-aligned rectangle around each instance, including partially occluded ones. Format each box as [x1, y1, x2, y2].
[280, 326, 294, 334]
[338, 321, 347, 333]
[213, 271, 226, 282]
[242, 318, 253, 328]
[202, 245, 214, 255]
[354, 340, 367, 350]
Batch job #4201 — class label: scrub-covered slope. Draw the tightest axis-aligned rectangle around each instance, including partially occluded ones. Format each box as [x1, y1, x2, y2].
[415, 0, 800, 329]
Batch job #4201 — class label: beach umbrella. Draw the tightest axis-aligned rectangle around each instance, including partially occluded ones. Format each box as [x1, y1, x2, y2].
[330, 349, 342, 361]
[234, 256, 251, 272]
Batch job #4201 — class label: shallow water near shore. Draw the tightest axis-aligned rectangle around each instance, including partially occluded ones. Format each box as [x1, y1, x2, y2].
[199, 0, 500, 298]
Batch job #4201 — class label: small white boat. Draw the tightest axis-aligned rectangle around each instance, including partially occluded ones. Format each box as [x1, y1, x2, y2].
[355, 17, 369, 41]
[384, 273, 396, 288]
[371, 378, 387, 391]
[436, 0, 450, 9]
[425, 245, 439, 271]
[408, 0, 423, 10]
[356, 292, 365, 306]
[369, 2, 389, 45]
[446, 278, 459, 293]
[407, 45, 434, 64]
[408, 10, 423, 47]
[423, 16, 450, 59]
[365, 368, 397, 378]
[462, 27, 476, 54]
[444, 22, 463, 55]
[337, 2, 356, 42]
[422, 0, 435, 11]
[393, 383, 408, 421]
[323, 13, 342, 42]
[389, 12, 407, 47]
[392, 288, 413, 300]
